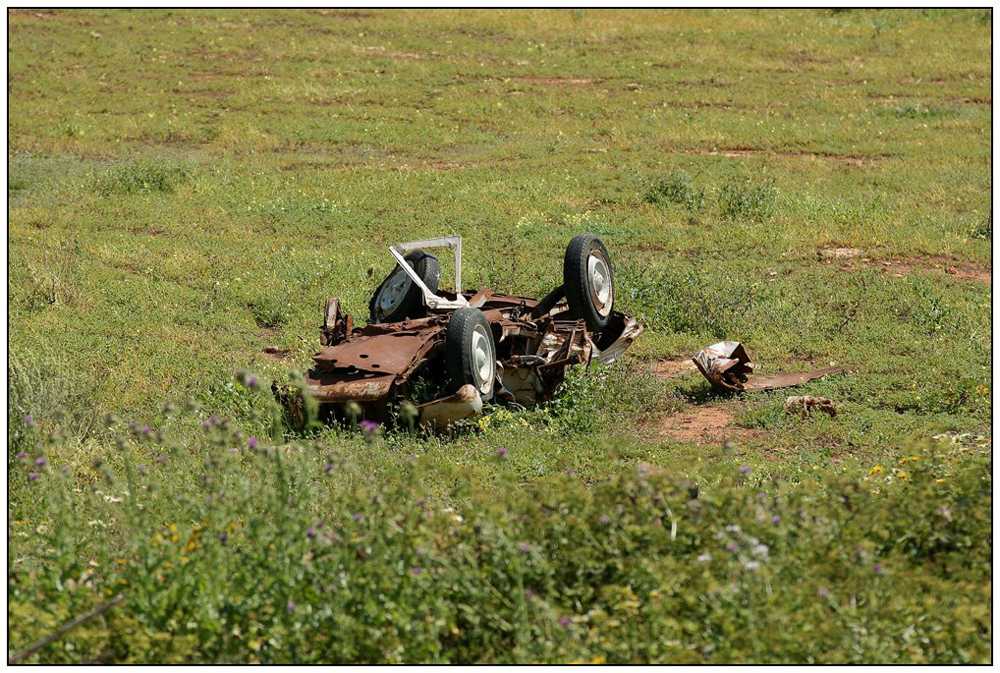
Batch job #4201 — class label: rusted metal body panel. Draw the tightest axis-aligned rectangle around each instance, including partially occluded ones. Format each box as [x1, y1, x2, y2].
[693, 341, 845, 394]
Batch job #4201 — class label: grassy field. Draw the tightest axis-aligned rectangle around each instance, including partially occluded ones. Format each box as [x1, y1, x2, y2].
[8, 9, 992, 663]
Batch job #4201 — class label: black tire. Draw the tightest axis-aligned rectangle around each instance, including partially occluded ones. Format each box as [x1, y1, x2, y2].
[563, 233, 614, 332]
[445, 307, 496, 400]
[368, 251, 440, 323]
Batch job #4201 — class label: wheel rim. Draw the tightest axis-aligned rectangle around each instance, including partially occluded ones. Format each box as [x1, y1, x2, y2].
[470, 324, 495, 395]
[587, 252, 613, 317]
[377, 267, 412, 317]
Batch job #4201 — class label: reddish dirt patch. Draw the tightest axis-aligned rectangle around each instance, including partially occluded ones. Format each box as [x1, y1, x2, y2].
[648, 358, 697, 380]
[262, 346, 291, 360]
[511, 76, 594, 86]
[677, 146, 888, 167]
[641, 406, 759, 445]
[824, 253, 990, 285]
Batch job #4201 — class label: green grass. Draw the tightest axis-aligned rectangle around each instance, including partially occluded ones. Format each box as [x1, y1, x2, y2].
[8, 8, 992, 663]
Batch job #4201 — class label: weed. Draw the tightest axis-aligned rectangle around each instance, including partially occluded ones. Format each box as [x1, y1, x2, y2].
[96, 161, 190, 195]
[643, 170, 706, 213]
[718, 178, 777, 223]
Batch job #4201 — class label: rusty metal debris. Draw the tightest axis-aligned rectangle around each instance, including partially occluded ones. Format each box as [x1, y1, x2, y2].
[276, 234, 642, 429]
[693, 341, 845, 393]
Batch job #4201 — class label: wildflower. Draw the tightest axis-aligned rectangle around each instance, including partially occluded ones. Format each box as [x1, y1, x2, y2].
[868, 464, 884, 477]
[496, 446, 509, 459]
[743, 560, 760, 571]
[558, 616, 572, 628]
[324, 462, 334, 475]
[873, 562, 884, 575]
[738, 464, 751, 475]
[817, 586, 830, 599]
[725, 542, 738, 553]
[725, 524, 741, 533]
[15, 451, 28, 460]
[306, 527, 317, 540]
[28, 472, 39, 482]
[518, 542, 532, 554]
[34, 456, 47, 468]
[751, 543, 769, 558]
[697, 553, 712, 562]
[246, 375, 258, 389]
[286, 599, 296, 614]
[360, 419, 379, 434]
[141, 425, 152, 437]
[771, 515, 781, 525]
[218, 532, 228, 545]
[247, 436, 258, 450]
[598, 514, 611, 525]
[23, 414, 35, 428]
[352, 513, 364, 522]
[409, 566, 423, 576]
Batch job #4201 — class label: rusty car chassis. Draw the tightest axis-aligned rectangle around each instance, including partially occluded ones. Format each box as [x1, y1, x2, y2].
[281, 234, 642, 429]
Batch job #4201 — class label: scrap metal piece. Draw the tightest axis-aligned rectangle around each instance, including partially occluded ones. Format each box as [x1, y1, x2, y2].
[692, 341, 846, 393]
[594, 315, 644, 365]
[692, 341, 754, 392]
[745, 367, 845, 392]
[320, 297, 352, 346]
[418, 384, 483, 429]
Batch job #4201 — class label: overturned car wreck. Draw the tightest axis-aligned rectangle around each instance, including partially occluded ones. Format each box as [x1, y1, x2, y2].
[277, 234, 642, 429]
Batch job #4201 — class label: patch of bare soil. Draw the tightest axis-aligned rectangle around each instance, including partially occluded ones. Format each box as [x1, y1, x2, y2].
[823, 252, 991, 285]
[648, 358, 697, 380]
[677, 146, 889, 167]
[262, 346, 291, 360]
[640, 406, 760, 445]
[510, 76, 594, 86]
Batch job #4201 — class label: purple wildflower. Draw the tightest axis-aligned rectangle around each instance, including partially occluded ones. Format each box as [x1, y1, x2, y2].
[409, 566, 423, 576]
[286, 599, 296, 614]
[218, 531, 228, 545]
[738, 464, 751, 475]
[873, 562, 884, 575]
[15, 451, 28, 460]
[771, 515, 781, 525]
[246, 375, 258, 389]
[247, 436, 258, 450]
[141, 425, 152, 437]
[34, 456, 47, 468]
[558, 616, 572, 628]
[324, 462, 334, 475]
[725, 542, 739, 553]
[352, 513, 364, 522]
[496, 446, 509, 459]
[23, 414, 35, 428]
[27, 472, 39, 482]
[360, 419, 379, 433]
[518, 542, 532, 554]
[306, 527, 317, 540]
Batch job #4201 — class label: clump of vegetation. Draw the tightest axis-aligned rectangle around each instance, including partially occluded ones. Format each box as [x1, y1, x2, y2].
[970, 213, 991, 240]
[888, 103, 953, 120]
[7, 399, 991, 663]
[96, 161, 190, 195]
[643, 171, 705, 213]
[718, 178, 778, 223]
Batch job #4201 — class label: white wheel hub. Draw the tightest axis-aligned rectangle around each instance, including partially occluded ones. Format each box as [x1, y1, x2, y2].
[470, 325, 495, 395]
[588, 253, 613, 317]
[378, 267, 412, 315]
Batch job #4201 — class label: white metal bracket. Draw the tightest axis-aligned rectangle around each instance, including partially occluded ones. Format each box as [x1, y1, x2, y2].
[389, 235, 469, 311]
